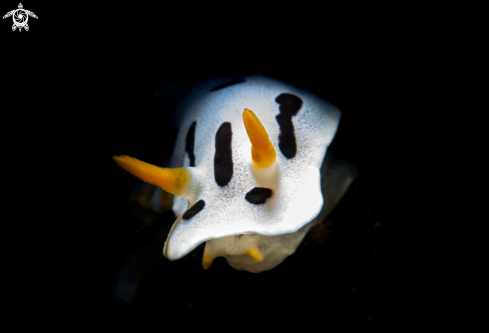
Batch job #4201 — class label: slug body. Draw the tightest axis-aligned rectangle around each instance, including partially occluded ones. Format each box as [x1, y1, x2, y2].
[115, 75, 357, 273]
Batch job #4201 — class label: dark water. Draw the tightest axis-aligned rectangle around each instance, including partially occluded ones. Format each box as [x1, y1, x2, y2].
[3, 2, 423, 330]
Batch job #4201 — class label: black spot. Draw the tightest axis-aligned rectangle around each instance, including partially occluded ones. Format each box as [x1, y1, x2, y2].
[214, 122, 233, 186]
[210, 79, 246, 92]
[182, 200, 205, 220]
[185, 121, 196, 167]
[275, 93, 303, 159]
[275, 93, 303, 116]
[245, 187, 272, 205]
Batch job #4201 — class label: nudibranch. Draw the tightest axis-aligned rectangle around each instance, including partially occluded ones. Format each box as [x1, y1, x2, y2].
[114, 75, 357, 273]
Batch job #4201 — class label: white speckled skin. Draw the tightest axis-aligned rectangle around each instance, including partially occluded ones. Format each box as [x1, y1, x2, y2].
[159, 75, 354, 271]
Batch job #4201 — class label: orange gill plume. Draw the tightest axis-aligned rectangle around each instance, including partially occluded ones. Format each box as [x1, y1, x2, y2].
[202, 235, 264, 270]
[242, 108, 276, 168]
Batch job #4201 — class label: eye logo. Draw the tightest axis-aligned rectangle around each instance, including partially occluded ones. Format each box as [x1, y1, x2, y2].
[3, 3, 37, 32]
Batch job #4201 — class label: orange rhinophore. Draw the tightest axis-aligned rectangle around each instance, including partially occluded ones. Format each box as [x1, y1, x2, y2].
[113, 155, 191, 197]
[242, 108, 276, 168]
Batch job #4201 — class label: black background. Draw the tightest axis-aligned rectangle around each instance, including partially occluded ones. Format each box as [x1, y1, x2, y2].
[1, 1, 430, 330]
